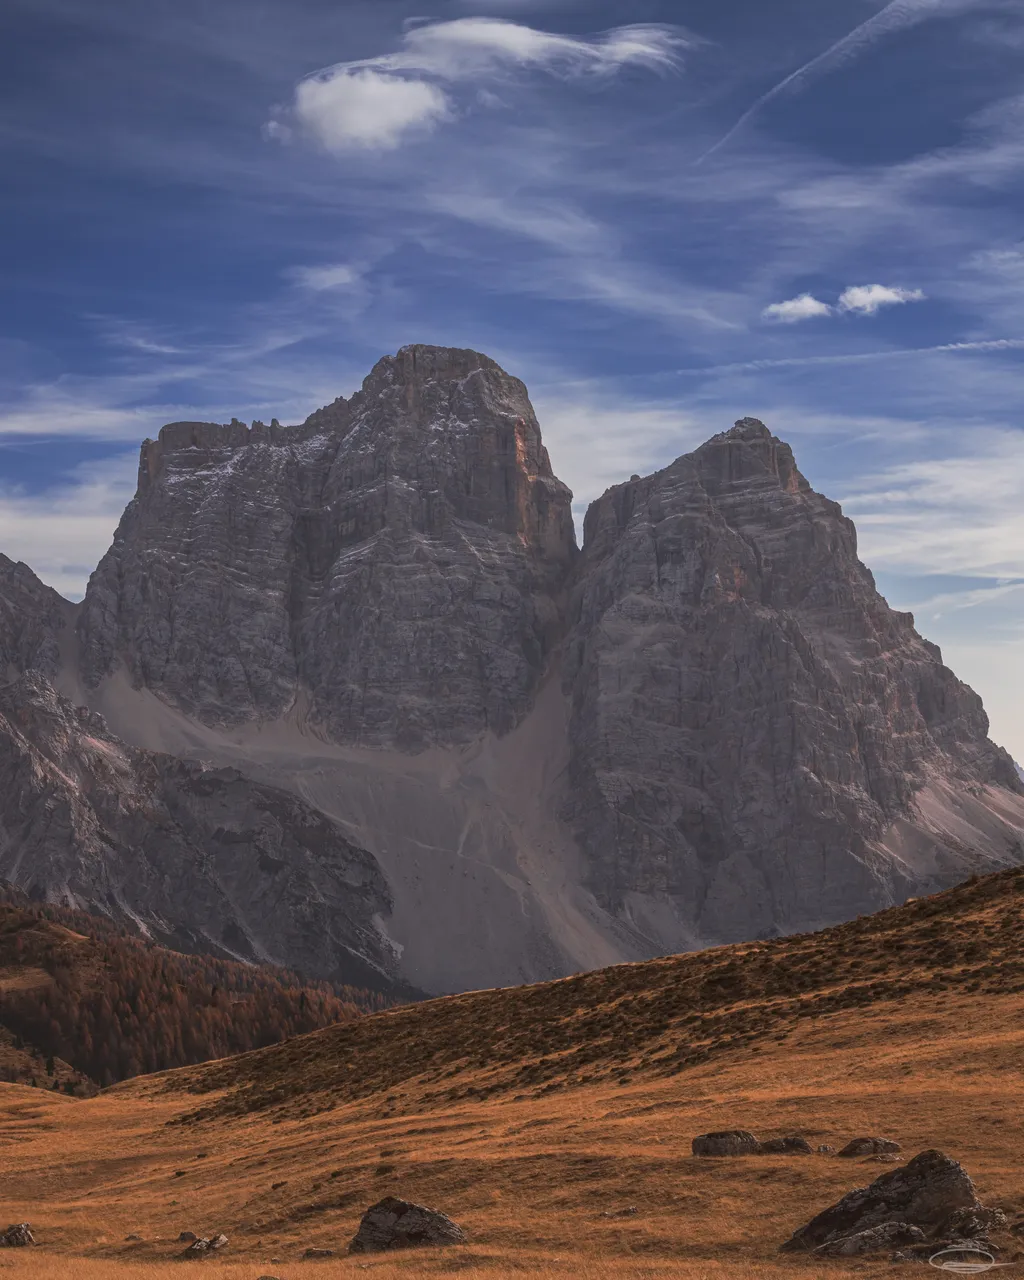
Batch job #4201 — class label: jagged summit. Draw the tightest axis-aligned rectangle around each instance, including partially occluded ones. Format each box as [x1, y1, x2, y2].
[79, 347, 576, 745]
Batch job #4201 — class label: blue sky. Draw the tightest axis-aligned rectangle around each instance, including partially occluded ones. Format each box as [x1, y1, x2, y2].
[1, 0, 1022, 760]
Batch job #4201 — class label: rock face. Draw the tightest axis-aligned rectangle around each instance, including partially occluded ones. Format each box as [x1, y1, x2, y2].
[780, 1149, 981, 1252]
[565, 417, 1024, 945]
[2, 350, 1023, 992]
[0, 555, 67, 679]
[0, 671, 395, 988]
[348, 1197, 467, 1253]
[78, 346, 576, 749]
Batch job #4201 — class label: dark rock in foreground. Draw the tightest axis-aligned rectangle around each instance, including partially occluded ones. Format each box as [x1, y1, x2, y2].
[348, 1196, 467, 1253]
[692, 1130, 760, 1156]
[838, 1136, 902, 1157]
[0, 1223, 34, 1247]
[759, 1135, 812, 1155]
[781, 1149, 981, 1252]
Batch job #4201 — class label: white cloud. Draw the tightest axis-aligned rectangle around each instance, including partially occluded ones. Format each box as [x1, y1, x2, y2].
[838, 283, 926, 314]
[761, 293, 832, 323]
[0, 454, 138, 599]
[292, 70, 450, 152]
[272, 19, 686, 152]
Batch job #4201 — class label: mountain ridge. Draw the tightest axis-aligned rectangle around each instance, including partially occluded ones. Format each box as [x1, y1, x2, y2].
[1, 344, 1021, 992]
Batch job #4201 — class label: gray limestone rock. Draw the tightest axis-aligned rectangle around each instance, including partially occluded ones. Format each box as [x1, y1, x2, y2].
[780, 1149, 982, 1251]
[0, 555, 67, 679]
[564, 417, 1024, 947]
[813, 1222, 926, 1256]
[348, 1196, 467, 1253]
[692, 1129, 760, 1156]
[0, 671, 395, 988]
[78, 346, 576, 750]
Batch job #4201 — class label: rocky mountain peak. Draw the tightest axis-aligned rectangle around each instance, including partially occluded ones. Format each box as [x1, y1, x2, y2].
[689, 416, 809, 497]
[78, 347, 576, 745]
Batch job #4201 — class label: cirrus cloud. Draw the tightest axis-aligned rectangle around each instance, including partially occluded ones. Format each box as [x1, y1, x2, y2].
[267, 18, 687, 153]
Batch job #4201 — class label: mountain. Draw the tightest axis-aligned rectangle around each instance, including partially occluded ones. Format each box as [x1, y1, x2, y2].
[564, 417, 1024, 945]
[0, 667, 399, 989]
[2, 345, 1022, 993]
[4, 867, 1023, 1271]
[77, 345, 576, 748]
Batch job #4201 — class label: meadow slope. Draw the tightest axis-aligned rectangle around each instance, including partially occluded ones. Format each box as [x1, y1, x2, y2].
[0, 869, 1021, 1278]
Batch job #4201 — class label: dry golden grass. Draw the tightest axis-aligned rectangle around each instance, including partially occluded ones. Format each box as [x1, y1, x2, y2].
[0, 870, 1021, 1277]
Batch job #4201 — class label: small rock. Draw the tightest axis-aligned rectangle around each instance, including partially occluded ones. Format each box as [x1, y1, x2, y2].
[0, 1224, 35, 1248]
[178, 1231, 198, 1242]
[348, 1197, 467, 1253]
[818, 1145, 836, 1155]
[813, 1222, 926, 1256]
[692, 1130, 760, 1157]
[124, 1233, 142, 1241]
[180, 1233, 226, 1256]
[838, 1137, 902, 1158]
[942, 1207, 1009, 1240]
[759, 1136, 812, 1155]
[600, 1206, 638, 1218]
[870, 1153, 903, 1163]
[303, 1247, 335, 1258]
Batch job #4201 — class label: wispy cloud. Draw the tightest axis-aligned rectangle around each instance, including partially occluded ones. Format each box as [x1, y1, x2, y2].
[0, 453, 139, 598]
[840, 427, 1024, 579]
[268, 18, 687, 152]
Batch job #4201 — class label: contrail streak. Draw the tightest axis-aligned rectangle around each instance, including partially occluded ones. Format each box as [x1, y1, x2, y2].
[695, 0, 985, 163]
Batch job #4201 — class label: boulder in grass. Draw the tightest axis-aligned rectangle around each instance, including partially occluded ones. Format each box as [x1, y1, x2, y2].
[780, 1150, 981, 1252]
[813, 1222, 926, 1256]
[691, 1130, 760, 1157]
[181, 1233, 228, 1256]
[0, 1223, 34, 1247]
[348, 1197, 467, 1254]
[759, 1136, 812, 1155]
[838, 1137, 902, 1157]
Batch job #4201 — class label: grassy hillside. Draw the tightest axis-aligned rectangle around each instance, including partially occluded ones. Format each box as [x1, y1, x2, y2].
[0, 868, 1021, 1278]
[172, 864, 1024, 1120]
[0, 890, 392, 1090]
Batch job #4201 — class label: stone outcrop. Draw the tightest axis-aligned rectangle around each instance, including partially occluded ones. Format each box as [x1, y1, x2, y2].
[348, 1196, 467, 1253]
[77, 346, 576, 750]
[564, 417, 1024, 946]
[0, 671, 395, 988]
[780, 1149, 982, 1252]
